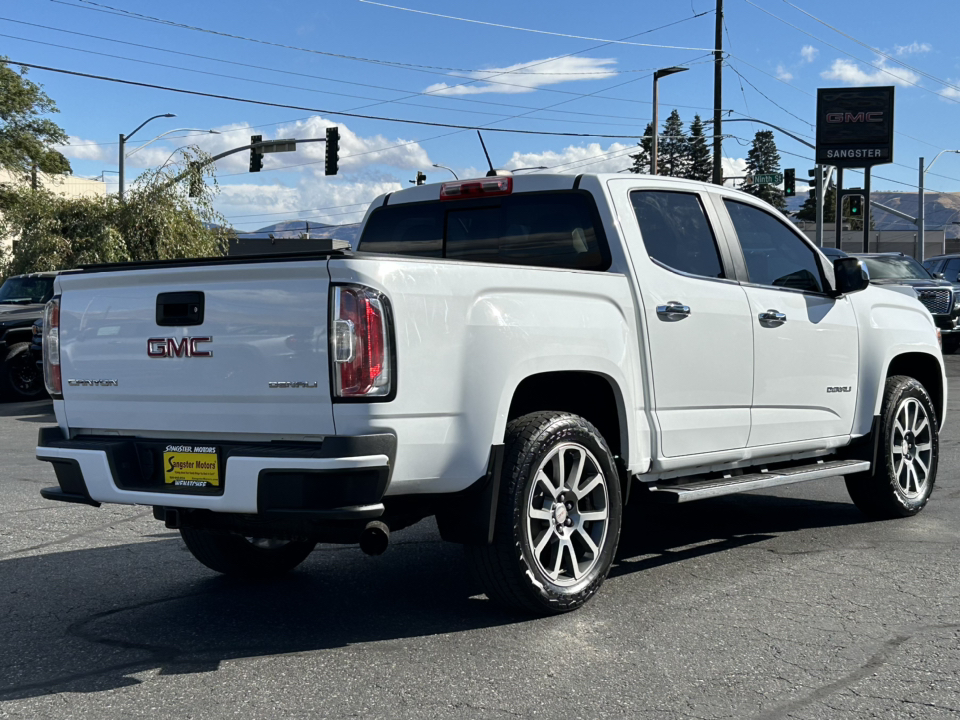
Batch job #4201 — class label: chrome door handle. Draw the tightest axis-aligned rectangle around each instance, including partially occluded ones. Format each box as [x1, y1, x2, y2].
[758, 310, 787, 324]
[656, 302, 691, 320]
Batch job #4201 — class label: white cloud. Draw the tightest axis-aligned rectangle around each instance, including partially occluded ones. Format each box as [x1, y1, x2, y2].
[895, 42, 931, 55]
[940, 83, 960, 101]
[58, 136, 114, 162]
[423, 56, 617, 96]
[820, 57, 921, 87]
[800, 45, 819, 63]
[722, 157, 748, 186]
[502, 142, 634, 174]
[776, 64, 794, 82]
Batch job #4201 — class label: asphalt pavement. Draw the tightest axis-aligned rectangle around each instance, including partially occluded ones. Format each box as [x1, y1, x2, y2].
[2, 361, 960, 719]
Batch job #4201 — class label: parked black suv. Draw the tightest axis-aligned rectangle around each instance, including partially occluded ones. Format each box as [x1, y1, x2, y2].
[855, 253, 960, 352]
[0, 272, 57, 400]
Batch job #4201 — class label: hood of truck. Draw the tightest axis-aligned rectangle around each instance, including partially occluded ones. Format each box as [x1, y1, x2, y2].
[55, 261, 335, 439]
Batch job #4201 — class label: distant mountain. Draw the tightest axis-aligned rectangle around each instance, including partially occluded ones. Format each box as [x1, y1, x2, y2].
[231, 220, 362, 247]
[784, 191, 960, 238]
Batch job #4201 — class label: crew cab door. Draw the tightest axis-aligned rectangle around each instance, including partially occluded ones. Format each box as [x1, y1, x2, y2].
[611, 181, 754, 458]
[715, 197, 859, 446]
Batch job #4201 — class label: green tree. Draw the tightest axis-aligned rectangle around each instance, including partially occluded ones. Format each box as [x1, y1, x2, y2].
[685, 114, 712, 182]
[657, 109, 688, 177]
[742, 130, 785, 210]
[629, 122, 654, 174]
[796, 186, 836, 223]
[0, 148, 227, 277]
[0, 58, 71, 182]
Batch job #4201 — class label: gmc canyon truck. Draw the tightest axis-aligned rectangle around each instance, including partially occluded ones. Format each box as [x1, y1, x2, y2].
[36, 174, 945, 615]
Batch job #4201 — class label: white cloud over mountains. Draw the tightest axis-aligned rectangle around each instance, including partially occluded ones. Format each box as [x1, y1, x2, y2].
[423, 56, 617, 96]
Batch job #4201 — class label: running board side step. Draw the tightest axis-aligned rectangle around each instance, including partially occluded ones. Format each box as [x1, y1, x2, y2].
[646, 459, 870, 504]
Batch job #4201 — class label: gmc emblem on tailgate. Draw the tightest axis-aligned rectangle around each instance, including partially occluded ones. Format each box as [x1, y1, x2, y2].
[147, 337, 213, 358]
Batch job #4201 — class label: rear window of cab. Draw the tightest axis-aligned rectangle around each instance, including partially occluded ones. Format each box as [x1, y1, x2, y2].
[358, 191, 611, 271]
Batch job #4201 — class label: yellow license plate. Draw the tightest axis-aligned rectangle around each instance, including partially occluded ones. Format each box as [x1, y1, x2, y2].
[163, 445, 220, 488]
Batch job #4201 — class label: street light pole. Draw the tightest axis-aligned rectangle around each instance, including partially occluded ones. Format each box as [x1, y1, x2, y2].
[125, 128, 219, 159]
[119, 113, 175, 200]
[651, 66, 688, 175]
[432, 163, 458, 180]
[917, 149, 960, 262]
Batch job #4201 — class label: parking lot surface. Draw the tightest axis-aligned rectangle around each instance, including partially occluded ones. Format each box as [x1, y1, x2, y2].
[2, 360, 960, 720]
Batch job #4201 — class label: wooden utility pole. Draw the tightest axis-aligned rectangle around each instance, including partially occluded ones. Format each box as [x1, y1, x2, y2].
[712, 0, 724, 185]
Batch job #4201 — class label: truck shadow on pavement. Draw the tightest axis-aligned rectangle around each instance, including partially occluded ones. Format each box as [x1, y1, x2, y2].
[0, 493, 866, 700]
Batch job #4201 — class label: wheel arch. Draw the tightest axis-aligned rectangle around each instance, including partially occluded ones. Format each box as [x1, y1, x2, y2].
[883, 351, 946, 427]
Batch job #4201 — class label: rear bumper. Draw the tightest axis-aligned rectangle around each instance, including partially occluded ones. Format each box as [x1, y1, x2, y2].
[36, 426, 396, 517]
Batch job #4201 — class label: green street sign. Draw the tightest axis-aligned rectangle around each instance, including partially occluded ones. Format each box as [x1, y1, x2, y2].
[753, 173, 783, 185]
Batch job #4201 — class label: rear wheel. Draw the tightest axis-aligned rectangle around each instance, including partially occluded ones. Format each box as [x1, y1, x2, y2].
[467, 412, 622, 615]
[845, 375, 938, 519]
[180, 528, 317, 578]
[0, 342, 45, 401]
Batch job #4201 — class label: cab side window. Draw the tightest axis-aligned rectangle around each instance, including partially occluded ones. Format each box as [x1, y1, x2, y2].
[630, 191, 725, 278]
[724, 200, 824, 293]
[942, 258, 960, 282]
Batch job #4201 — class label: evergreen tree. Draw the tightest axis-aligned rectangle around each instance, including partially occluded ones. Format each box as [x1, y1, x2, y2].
[742, 130, 785, 210]
[685, 114, 712, 181]
[629, 122, 654, 174]
[796, 186, 836, 223]
[658, 109, 688, 177]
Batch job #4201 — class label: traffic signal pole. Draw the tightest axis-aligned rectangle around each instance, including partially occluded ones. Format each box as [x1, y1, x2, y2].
[712, 0, 723, 185]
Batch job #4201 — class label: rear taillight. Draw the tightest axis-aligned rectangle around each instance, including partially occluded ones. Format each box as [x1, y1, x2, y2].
[43, 296, 61, 397]
[331, 286, 392, 398]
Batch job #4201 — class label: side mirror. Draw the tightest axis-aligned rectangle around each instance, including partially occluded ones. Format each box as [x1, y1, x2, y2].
[833, 257, 870, 295]
[934, 272, 945, 279]
[955, 272, 960, 283]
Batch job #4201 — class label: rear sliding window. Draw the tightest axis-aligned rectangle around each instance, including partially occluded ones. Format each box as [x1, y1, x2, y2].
[358, 191, 610, 271]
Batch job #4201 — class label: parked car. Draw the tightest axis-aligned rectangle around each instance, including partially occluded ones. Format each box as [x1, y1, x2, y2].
[36, 174, 944, 615]
[0, 272, 57, 400]
[30, 318, 43, 374]
[853, 253, 960, 353]
[819, 246, 848, 260]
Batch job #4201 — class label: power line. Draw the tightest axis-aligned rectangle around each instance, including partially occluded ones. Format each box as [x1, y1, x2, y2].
[8, 60, 661, 140]
[780, 0, 960, 95]
[357, 1, 720, 52]
[743, 0, 960, 106]
[0, 17, 698, 126]
[726, 61, 813, 130]
[50, 1, 721, 107]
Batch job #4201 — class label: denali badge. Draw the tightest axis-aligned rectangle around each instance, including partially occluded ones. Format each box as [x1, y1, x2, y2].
[67, 379, 118, 387]
[827, 386, 852, 393]
[148, 337, 213, 358]
[268, 381, 319, 389]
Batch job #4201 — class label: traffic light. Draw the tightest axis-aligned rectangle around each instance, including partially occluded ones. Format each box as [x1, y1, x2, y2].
[325, 126, 339, 176]
[249, 135, 263, 173]
[849, 194, 863, 217]
[415, 171, 426, 185]
[784, 168, 796, 197]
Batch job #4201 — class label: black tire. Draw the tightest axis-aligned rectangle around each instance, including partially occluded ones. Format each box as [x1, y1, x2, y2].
[466, 412, 622, 615]
[0, 342, 45, 401]
[180, 528, 317, 578]
[942, 336, 960, 355]
[845, 375, 938, 519]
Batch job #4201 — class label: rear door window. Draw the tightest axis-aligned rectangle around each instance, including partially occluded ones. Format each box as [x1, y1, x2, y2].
[358, 191, 609, 270]
[629, 191, 725, 279]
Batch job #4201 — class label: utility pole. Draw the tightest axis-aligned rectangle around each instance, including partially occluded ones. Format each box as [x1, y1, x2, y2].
[918, 156, 925, 262]
[712, 0, 723, 185]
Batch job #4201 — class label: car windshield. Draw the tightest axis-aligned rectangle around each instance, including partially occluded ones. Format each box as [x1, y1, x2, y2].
[859, 256, 932, 280]
[0, 276, 54, 304]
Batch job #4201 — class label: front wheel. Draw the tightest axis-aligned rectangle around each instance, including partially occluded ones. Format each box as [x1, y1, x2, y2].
[467, 412, 622, 615]
[845, 375, 938, 519]
[180, 528, 317, 578]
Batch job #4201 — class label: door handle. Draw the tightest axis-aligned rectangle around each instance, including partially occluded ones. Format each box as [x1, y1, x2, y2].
[656, 302, 691, 320]
[758, 309, 787, 324]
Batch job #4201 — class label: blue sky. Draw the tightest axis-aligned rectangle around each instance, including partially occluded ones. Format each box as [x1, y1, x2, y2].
[4, 0, 959, 231]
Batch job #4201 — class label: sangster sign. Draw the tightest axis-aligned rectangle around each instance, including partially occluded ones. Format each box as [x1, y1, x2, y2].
[816, 86, 895, 168]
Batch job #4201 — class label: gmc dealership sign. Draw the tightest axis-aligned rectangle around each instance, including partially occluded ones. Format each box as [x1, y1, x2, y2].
[816, 86, 895, 167]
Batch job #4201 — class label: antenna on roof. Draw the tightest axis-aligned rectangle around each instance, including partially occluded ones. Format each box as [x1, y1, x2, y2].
[477, 131, 496, 177]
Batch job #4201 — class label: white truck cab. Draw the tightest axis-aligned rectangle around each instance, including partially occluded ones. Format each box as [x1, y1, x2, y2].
[36, 173, 945, 614]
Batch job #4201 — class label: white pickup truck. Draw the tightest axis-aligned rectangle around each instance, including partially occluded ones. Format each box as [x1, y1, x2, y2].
[36, 173, 945, 614]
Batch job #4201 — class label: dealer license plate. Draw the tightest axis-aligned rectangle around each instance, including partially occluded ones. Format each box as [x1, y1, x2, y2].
[163, 444, 220, 488]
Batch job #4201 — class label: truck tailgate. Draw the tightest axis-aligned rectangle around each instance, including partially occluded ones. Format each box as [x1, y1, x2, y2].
[56, 260, 335, 438]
